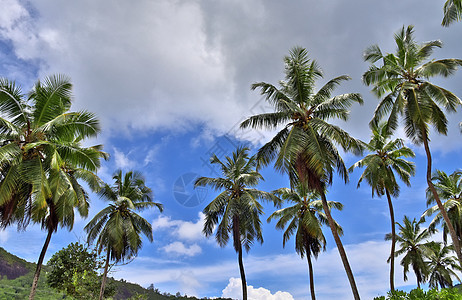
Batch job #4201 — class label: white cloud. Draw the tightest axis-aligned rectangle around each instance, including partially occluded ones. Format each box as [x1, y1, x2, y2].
[0, 229, 9, 243]
[113, 147, 136, 169]
[161, 242, 202, 257]
[152, 212, 205, 242]
[222, 277, 294, 300]
[0, 0, 27, 29]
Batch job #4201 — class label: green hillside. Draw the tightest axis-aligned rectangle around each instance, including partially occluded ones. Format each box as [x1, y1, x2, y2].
[0, 247, 231, 300]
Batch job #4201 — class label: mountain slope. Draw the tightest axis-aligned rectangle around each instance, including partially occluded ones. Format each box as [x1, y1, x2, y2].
[0, 247, 231, 300]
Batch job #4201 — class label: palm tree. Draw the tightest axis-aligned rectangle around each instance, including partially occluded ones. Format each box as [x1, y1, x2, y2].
[194, 147, 280, 300]
[349, 122, 415, 291]
[0, 75, 107, 299]
[268, 185, 343, 300]
[387, 216, 434, 288]
[422, 170, 462, 245]
[442, 0, 462, 26]
[363, 25, 462, 266]
[425, 242, 461, 289]
[85, 170, 163, 300]
[240, 47, 363, 299]
[0, 75, 103, 228]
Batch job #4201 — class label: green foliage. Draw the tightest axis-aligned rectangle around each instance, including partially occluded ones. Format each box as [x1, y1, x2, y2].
[46, 242, 116, 299]
[373, 287, 462, 300]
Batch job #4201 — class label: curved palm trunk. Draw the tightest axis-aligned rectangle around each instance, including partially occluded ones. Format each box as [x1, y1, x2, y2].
[422, 133, 462, 267]
[99, 248, 110, 300]
[306, 253, 316, 300]
[320, 192, 360, 300]
[29, 228, 53, 300]
[233, 215, 247, 300]
[237, 243, 247, 300]
[385, 189, 396, 292]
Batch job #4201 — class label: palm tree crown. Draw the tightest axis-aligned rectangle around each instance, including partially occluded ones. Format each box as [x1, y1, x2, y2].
[86, 170, 163, 262]
[363, 25, 462, 144]
[426, 242, 461, 289]
[423, 170, 462, 244]
[241, 47, 363, 190]
[350, 122, 415, 198]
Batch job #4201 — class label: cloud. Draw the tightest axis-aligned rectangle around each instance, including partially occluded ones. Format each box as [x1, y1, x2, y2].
[152, 213, 206, 258]
[113, 147, 136, 169]
[152, 212, 205, 242]
[0, 229, 8, 243]
[2, 0, 462, 153]
[222, 278, 294, 300]
[161, 242, 202, 257]
[0, 0, 244, 138]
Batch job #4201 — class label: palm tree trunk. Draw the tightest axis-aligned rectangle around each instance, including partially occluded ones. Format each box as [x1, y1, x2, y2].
[233, 215, 247, 300]
[385, 189, 395, 292]
[422, 134, 462, 267]
[237, 243, 247, 300]
[320, 192, 360, 300]
[29, 228, 53, 300]
[306, 253, 316, 300]
[99, 248, 110, 300]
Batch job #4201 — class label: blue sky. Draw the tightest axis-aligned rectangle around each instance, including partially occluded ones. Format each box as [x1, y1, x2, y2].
[1, 0, 462, 299]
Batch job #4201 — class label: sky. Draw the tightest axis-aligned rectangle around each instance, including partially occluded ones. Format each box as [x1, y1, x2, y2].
[1, 0, 462, 299]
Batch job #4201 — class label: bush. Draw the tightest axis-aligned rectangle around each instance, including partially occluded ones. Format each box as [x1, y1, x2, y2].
[373, 287, 462, 300]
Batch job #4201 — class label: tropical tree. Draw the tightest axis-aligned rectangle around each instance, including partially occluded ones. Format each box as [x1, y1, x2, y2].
[363, 25, 462, 266]
[85, 170, 163, 300]
[46, 242, 115, 299]
[268, 185, 343, 300]
[425, 242, 461, 289]
[387, 216, 434, 288]
[422, 170, 462, 245]
[442, 0, 462, 26]
[349, 121, 415, 291]
[0, 75, 107, 299]
[194, 147, 280, 300]
[240, 46, 363, 299]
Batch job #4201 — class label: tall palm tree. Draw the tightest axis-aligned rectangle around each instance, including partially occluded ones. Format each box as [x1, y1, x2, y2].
[425, 242, 461, 289]
[0, 75, 107, 299]
[85, 170, 163, 300]
[363, 25, 462, 266]
[387, 216, 434, 288]
[194, 147, 280, 300]
[422, 170, 462, 245]
[349, 122, 415, 291]
[268, 185, 343, 300]
[240, 47, 363, 299]
[442, 0, 462, 26]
